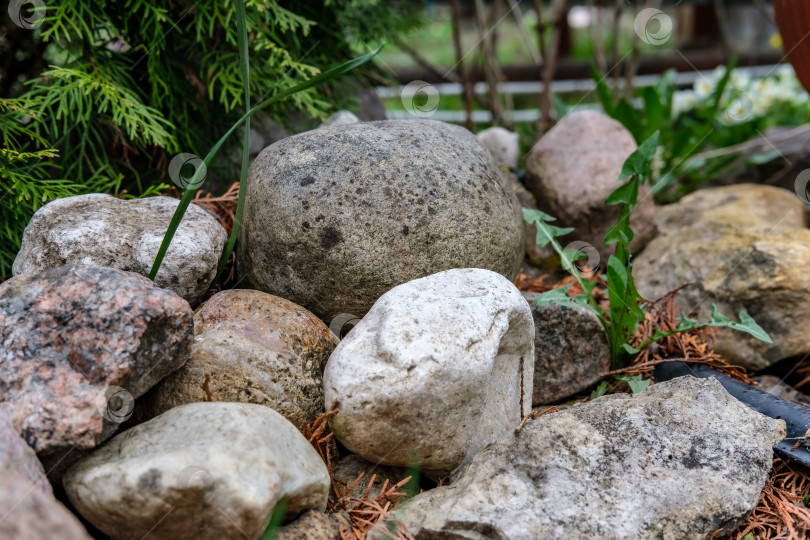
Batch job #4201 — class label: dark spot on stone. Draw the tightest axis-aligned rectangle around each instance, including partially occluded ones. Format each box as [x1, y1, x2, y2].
[402, 225, 409, 236]
[315, 215, 325, 222]
[138, 468, 162, 490]
[301, 200, 310, 210]
[320, 226, 343, 249]
[300, 176, 316, 186]
[302, 222, 311, 230]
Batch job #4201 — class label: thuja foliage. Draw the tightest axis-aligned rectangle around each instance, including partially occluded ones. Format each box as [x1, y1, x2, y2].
[0, 0, 424, 278]
[523, 131, 772, 371]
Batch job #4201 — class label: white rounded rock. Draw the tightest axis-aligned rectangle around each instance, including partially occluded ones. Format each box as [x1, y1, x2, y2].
[12, 194, 227, 304]
[64, 402, 329, 540]
[324, 268, 534, 477]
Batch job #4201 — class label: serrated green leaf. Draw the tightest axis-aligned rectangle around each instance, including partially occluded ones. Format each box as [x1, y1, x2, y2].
[615, 374, 651, 394]
[708, 305, 772, 343]
[605, 177, 639, 206]
[622, 343, 640, 355]
[616, 131, 660, 182]
[590, 381, 608, 399]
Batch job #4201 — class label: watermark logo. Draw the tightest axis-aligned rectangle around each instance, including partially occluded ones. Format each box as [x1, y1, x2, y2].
[724, 91, 754, 124]
[176, 466, 214, 490]
[95, 386, 135, 423]
[168, 153, 207, 190]
[563, 241, 600, 278]
[401, 81, 440, 118]
[634, 8, 673, 46]
[795, 169, 810, 205]
[8, 0, 45, 30]
[329, 313, 362, 340]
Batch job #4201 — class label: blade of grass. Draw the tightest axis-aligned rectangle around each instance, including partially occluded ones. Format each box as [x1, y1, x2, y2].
[213, 0, 251, 286]
[148, 45, 383, 280]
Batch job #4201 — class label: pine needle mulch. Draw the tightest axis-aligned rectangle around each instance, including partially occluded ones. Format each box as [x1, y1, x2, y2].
[301, 403, 414, 540]
[514, 270, 810, 539]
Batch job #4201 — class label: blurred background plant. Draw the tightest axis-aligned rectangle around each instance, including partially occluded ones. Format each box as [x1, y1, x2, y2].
[0, 0, 423, 278]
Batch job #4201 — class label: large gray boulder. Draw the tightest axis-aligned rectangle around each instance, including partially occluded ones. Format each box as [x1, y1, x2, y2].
[323, 268, 534, 478]
[525, 110, 656, 261]
[64, 402, 330, 540]
[239, 120, 525, 322]
[383, 376, 784, 539]
[0, 264, 193, 480]
[13, 194, 227, 305]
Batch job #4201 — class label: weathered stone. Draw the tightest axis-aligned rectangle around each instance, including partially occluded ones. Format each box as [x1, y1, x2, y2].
[0, 408, 50, 494]
[274, 510, 344, 540]
[524, 293, 611, 405]
[133, 289, 338, 430]
[656, 184, 805, 231]
[64, 402, 329, 540]
[525, 110, 656, 260]
[385, 376, 784, 539]
[239, 120, 525, 322]
[12, 194, 227, 304]
[0, 470, 92, 540]
[0, 264, 193, 480]
[634, 222, 810, 370]
[324, 268, 534, 477]
[477, 126, 519, 169]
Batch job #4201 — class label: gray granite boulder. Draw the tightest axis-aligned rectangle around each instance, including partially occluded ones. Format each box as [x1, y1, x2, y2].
[0, 264, 193, 480]
[383, 376, 784, 539]
[524, 293, 611, 405]
[239, 120, 525, 322]
[13, 194, 227, 304]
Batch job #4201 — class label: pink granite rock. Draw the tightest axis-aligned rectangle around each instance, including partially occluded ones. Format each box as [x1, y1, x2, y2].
[525, 110, 656, 261]
[0, 264, 193, 480]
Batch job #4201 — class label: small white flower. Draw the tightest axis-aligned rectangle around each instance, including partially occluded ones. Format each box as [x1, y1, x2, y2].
[672, 90, 697, 118]
[694, 77, 714, 99]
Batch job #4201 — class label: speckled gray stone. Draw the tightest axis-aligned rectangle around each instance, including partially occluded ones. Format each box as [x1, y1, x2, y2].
[383, 376, 784, 539]
[13, 194, 227, 305]
[524, 293, 611, 405]
[64, 402, 329, 540]
[238, 120, 525, 322]
[0, 407, 50, 494]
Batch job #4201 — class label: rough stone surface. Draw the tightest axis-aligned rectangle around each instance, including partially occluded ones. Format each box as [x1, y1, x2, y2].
[525, 110, 656, 260]
[239, 120, 525, 322]
[12, 194, 227, 305]
[133, 289, 338, 430]
[634, 222, 810, 370]
[0, 470, 92, 540]
[524, 293, 611, 405]
[655, 184, 806, 231]
[477, 126, 519, 169]
[64, 402, 330, 540]
[0, 264, 193, 480]
[386, 376, 785, 539]
[324, 268, 534, 477]
[274, 510, 346, 540]
[0, 408, 50, 494]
